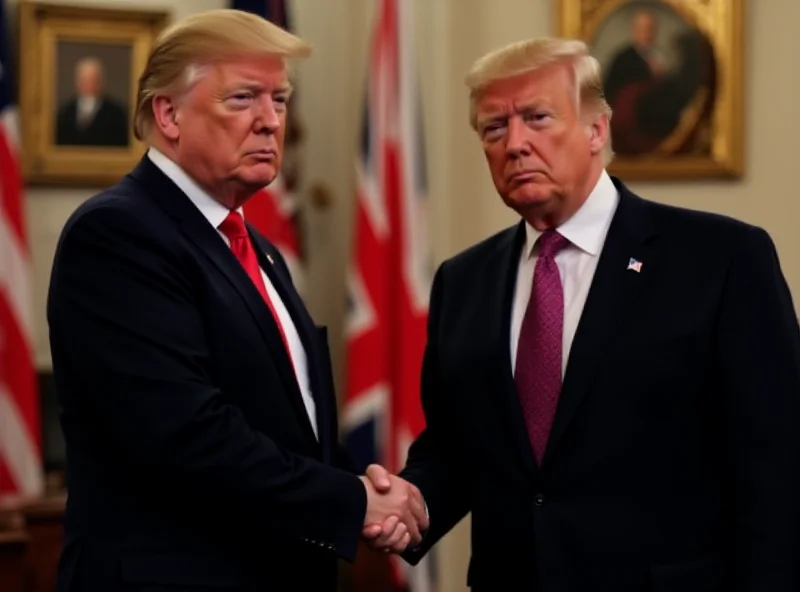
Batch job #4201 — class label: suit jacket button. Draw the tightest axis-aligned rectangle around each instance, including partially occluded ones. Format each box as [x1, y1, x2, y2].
[534, 493, 545, 506]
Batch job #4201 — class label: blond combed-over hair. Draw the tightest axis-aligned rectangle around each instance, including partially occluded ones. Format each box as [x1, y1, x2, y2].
[133, 9, 312, 142]
[465, 37, 614, 164]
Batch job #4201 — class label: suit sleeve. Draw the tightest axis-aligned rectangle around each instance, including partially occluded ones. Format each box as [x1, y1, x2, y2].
[47, 205, 367, 562]
[715, 226, 800, 590]
[400, 263, 472, 563]
[333, 443, 360, 474]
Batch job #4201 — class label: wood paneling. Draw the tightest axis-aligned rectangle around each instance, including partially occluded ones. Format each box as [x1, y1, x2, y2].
[0, 494, 65, 592]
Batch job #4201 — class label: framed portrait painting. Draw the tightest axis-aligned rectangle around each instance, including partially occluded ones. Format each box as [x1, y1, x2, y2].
[557, 0, 745, 180]
[19, 1, 168, 186]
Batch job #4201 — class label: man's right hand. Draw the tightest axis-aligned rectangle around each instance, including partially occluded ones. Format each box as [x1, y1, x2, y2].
[359, 464, 428, 553]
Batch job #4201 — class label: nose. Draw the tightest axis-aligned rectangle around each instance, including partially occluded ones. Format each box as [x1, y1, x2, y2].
[505, 116, 530, 159]
[254, 95, 281, 134]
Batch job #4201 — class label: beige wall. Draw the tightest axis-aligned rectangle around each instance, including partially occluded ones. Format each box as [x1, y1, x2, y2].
[10, 0, 800, 590]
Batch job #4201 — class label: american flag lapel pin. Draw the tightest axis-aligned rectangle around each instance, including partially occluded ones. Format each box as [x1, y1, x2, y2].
[627, 257, 643, 273]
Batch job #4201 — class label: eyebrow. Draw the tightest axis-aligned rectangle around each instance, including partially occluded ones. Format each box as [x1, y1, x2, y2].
[477, 102, 548, 127]
[225, 82, 293, 95]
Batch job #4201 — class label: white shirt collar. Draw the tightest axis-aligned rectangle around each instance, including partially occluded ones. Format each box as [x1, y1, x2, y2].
[77, 96, 98, 114]
[147, 146, 241, 230]
[523, 169, 619, 259]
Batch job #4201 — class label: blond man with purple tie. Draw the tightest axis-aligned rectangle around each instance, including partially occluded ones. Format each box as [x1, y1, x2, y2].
[363, 37, 800, 591]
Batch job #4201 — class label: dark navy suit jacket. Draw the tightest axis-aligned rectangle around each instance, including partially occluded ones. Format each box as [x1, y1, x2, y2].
[48, 156, 365, 591]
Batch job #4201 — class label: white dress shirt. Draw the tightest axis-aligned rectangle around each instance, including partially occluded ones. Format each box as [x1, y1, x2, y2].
[77, 96, 98, 124]
[510, 170, 619, 378]
[147, 147, 318, 439]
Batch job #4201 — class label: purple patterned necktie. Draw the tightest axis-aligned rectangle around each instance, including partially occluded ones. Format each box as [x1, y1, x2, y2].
[514, 230, 570, 465]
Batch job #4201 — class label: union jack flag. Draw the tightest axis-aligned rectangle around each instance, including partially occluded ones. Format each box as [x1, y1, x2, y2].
[231, 0, 306, 294]
[343, 0, 435, 589]
[0, 0, 44, 501]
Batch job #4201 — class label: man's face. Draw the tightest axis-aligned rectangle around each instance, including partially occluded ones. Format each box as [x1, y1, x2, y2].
[633, 12, 657, 47]
[76, 63, 102, 96]
[171, 55, 289, 201]
[475, 63, 600, 227]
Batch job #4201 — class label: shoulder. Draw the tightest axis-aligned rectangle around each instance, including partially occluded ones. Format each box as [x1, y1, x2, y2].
[56, 175, 171, 261]
[56, 99, 76, 117]
[62, 179, 145, 235]
[435, 223, 520, 282]
[608, 45, 638, 64]
[620, 180, 772, 255]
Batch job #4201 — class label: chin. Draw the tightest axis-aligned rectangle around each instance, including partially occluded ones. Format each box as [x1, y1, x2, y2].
[505, 186, 555, 208]
[241, 165, 278, 188]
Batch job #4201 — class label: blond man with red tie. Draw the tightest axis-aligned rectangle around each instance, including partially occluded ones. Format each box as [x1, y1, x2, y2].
[47, 10, 426, 592]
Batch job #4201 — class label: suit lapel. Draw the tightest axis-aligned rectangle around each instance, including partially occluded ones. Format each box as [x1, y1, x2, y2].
[542, 183, 659, 465]
[487, 223, 541, 475]
[250, 232, 334, 461]
[129, 157, 319, 447]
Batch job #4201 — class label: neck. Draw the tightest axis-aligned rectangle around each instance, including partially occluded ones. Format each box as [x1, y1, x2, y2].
[524, 163, 603, 230]
[194, 179, 254, 211]
[149, 140, 257, 209]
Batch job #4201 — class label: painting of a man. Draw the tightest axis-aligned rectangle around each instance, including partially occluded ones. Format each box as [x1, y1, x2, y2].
[604, 10, 663, 105]
[55, 56, 129, 147]
[593, 3, 715, 157]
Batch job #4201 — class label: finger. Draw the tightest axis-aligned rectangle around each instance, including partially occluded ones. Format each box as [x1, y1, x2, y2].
[390, 531, 412, 553]
[407, 485, 428, 530]
[403, 508, 422, 545]
[361, 523, 382, 539]
[373, 515, 399, 547]
[410, 492, 429, 532]
[365, 464, 392, 491]
[382, 521, 407, 549]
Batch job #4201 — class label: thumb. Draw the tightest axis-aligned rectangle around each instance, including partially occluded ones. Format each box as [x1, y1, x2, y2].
[365, 463, 392, 492]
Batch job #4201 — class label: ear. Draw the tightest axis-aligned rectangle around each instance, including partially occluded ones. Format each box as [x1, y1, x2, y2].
[151, 94, 181, 142]
[588, 112, 609, 157]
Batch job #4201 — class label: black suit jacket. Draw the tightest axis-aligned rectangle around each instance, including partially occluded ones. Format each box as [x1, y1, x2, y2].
[401, 178, 800, 591]
[603, 46, 652, 105]
[47, 156, 366, 592]
[55, 95, 129, 147]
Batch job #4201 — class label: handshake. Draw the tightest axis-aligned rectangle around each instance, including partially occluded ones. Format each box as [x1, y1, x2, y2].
[359, 464, 429, 554]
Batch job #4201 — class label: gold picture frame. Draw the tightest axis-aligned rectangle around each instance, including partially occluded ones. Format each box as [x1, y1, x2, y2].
[557, 0, 745, 180]
[19, 1, 168, 186]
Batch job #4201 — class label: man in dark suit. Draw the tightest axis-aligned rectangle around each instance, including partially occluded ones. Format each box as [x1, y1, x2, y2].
[602, 9, 678, 155]
[364, 37, 800, 590]
[603, 10, 663, 107]
[55, 57, 129, 147]
[48, 10, 426, 592]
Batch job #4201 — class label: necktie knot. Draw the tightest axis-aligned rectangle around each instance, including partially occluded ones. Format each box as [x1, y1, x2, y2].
[218, 211, 248, 241]
[537, 230, 569, 259]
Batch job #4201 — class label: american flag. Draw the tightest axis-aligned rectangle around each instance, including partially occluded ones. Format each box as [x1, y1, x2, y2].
[343, 0, 435, 590]
[0, 0, 44, 501]
[231, 0, 306, 294]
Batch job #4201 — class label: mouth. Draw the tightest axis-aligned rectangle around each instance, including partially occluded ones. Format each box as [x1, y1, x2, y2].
[508, 170, 545, 183]
[246, 149, 277, 161]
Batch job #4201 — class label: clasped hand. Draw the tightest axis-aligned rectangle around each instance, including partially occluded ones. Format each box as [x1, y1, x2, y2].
[359, 464, 428, 553]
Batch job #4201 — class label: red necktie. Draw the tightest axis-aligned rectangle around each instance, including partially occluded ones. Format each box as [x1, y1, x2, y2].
[218, 211, 294, 367]
[514, 230, 570, 465]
